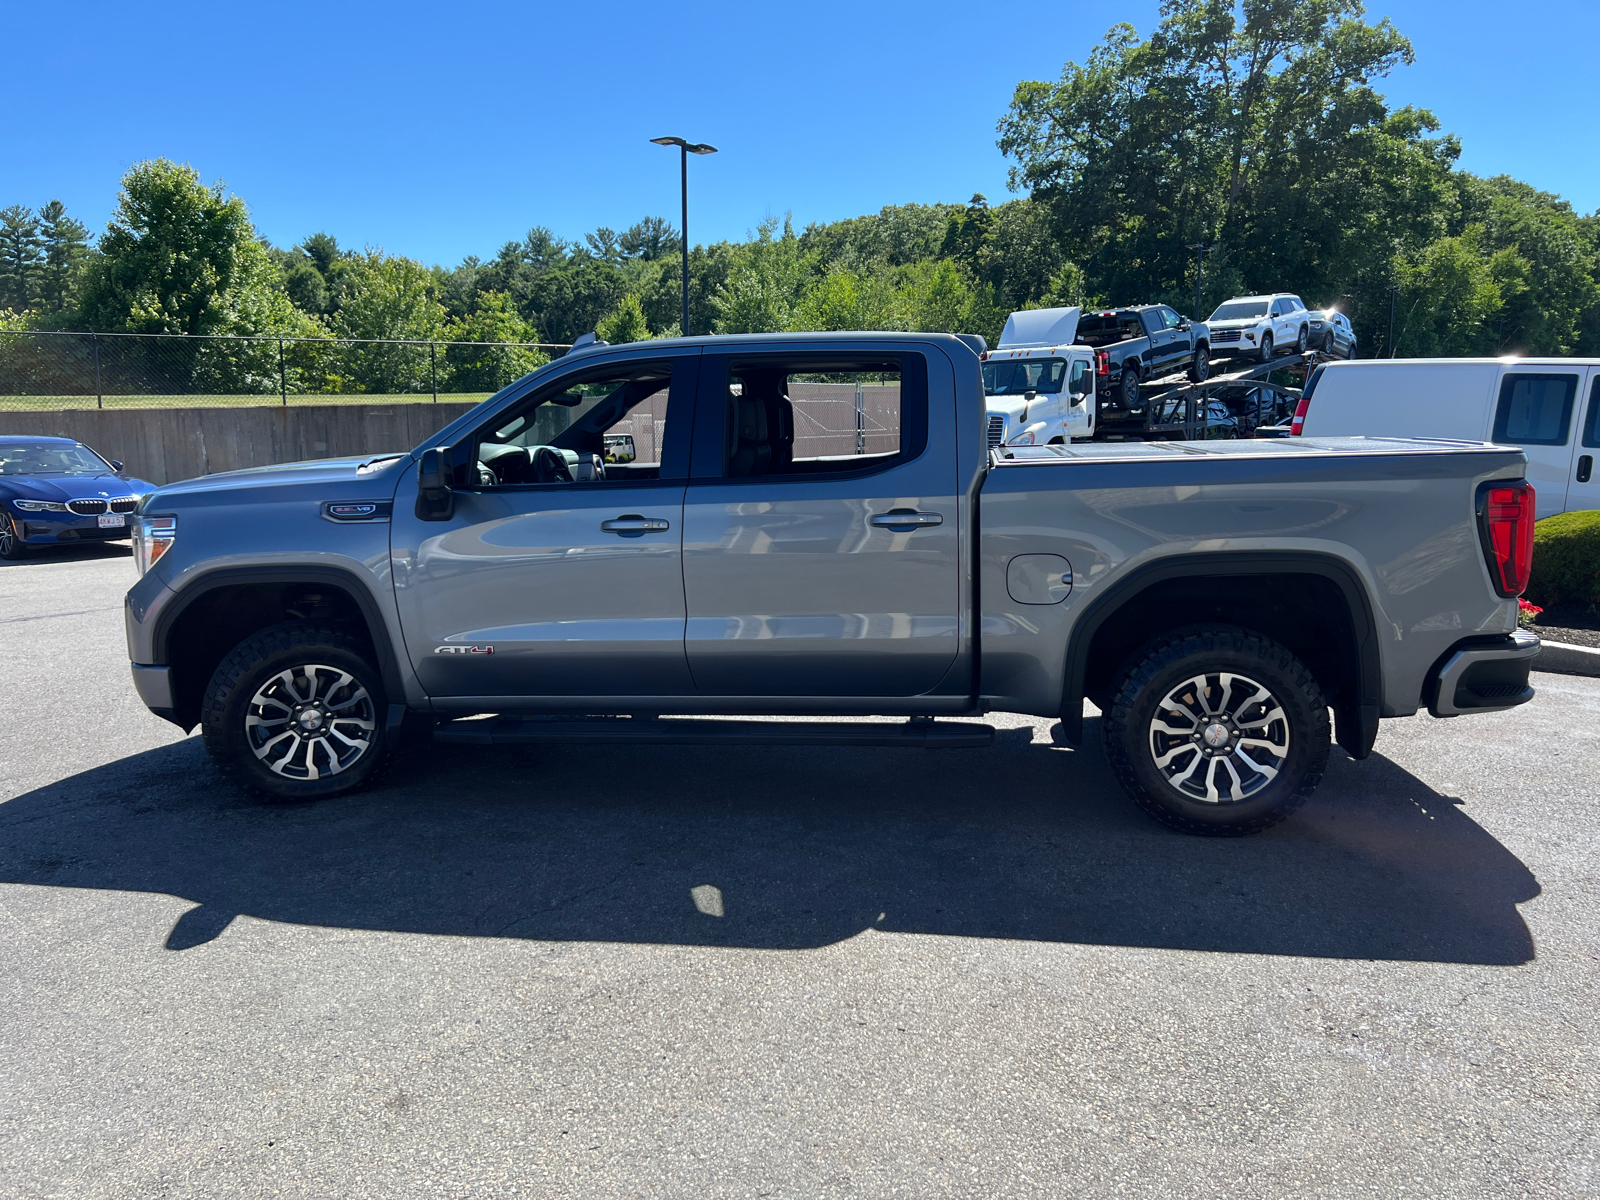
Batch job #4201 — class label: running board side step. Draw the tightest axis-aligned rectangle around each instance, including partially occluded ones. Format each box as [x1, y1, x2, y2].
[432, 716, 995, 748]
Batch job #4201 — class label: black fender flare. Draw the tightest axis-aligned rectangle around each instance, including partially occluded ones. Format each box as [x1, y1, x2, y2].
[1059, 551, 1381, 758]
[151, 564, 411, 734]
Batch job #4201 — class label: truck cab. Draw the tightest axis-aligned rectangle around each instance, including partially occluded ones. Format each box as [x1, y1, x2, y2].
[982, 307, 1097, 448]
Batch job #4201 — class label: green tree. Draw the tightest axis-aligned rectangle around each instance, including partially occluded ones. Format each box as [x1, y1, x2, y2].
[595, 294, 651, 344]
[998, 1, 1427, 323]
[1391, 228, 1502, 357]
[333, 252, 447, 393]
[35, 200, 90, 315]
[443, 290, 548, 392]
[76, 159, 300, 337]
[713, 216, 807, 334]
[0, 205, 43, 313]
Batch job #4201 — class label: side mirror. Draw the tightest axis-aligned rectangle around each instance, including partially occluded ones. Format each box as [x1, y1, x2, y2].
[1176, 320, 1190, 331]
[415, 446, 455, 522]
[110, 460, 124, 472]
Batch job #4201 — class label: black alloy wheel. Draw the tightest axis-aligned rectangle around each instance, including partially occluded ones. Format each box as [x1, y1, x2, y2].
[1119, 366, 1141, 409]
[1294, 326, 1309, 356]
[1101, 625, 1330, 836]
[1257, 332, 1274, 365]
[0, 512, 28, 560]
[1188, 345, 1210, 383]
[202, 621, 394, 802]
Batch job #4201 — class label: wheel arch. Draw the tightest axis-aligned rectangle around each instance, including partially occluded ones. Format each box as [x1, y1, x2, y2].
[152, 565, 408, 732]
[1060, 552, 1381, 758]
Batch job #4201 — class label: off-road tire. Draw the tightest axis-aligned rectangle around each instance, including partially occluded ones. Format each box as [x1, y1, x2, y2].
[201, 622, 393, 803]
[1101, 625, 1330, 837]
[1118, 366, 1141, 408]
[1257, 332, 1274, 364]
[0, 512, 29, 560]
[1188, 345, 1210, 383]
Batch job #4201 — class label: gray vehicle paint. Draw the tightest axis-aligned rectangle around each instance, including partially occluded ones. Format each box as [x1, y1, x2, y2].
[125, 332, 1531, 742]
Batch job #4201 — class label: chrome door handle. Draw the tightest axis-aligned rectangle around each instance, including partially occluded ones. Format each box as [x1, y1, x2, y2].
[870, 511, 943, 529]
[601, 515, 670, 535]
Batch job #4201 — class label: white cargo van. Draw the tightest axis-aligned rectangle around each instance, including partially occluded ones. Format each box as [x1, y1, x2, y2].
[1296, 358, 1600, 518]
[981, 307, 1097, 447]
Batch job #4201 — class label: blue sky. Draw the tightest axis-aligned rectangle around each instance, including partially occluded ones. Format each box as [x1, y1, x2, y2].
[6, 0, 1597, 266]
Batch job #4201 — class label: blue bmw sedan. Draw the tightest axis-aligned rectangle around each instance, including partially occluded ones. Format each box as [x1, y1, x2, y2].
[0, 436, 156, 560]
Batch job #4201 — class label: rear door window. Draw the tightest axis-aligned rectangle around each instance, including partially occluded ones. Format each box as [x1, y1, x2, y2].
[1493, 374, 1577, 446]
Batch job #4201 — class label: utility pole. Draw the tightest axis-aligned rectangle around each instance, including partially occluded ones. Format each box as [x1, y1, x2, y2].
[651, 137, 718, 337]
[1186, 243, 1212, 319]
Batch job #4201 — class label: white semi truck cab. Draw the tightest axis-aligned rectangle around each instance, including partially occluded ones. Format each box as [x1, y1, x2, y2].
[982, 307, 1096, 449]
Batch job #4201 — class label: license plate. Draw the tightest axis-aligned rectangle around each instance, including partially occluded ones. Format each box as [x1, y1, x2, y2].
[98, 513, 125, 528]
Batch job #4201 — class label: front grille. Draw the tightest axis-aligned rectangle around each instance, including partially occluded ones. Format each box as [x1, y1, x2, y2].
[67, 499, 107, 515]
[1212, 330, 1241, 343]
[109, 497, 138, 513]
[987, 415, 1005, 449]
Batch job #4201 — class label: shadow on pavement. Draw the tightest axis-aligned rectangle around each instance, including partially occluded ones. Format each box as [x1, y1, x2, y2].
[0, 719, 1539, 963]
[0, 542, 130, 568]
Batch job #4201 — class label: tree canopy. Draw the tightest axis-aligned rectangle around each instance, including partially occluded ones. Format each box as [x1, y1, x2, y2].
[3, 13, 1597, 362]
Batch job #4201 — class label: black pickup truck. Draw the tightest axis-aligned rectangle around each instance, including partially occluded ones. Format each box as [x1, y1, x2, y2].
[1078, 305, 1212, 417]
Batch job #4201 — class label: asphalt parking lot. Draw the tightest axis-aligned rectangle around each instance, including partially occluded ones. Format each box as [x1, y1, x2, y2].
[1, 545, 1596, 1199]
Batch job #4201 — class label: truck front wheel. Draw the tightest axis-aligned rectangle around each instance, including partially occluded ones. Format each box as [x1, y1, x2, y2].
[1100, 625, 1330, 836]
[201, 622, 393, 803]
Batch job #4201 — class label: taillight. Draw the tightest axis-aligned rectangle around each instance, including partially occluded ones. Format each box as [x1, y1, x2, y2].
[1477, 482, 1536, 597]
[1095, 351, 1110, 376]
[1289, 396, 1311, 435]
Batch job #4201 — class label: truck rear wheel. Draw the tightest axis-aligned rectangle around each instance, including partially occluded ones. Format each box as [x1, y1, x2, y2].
[1101, 625, 1329, 836]
[201, 622, 393, 803]
[1118, 366, 1141, 408]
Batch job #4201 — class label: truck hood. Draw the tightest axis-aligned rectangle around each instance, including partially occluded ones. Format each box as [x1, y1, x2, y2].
[147, 453, 410, 503]
[984, 395, 1043, 419]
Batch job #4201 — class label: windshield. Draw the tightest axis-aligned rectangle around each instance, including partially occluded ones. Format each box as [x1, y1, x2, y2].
[1210, 301, 1269, 321]
[0, 442, 111, 475]
[983, 358, 1068, 395]
[1075, 315, 1144, 347]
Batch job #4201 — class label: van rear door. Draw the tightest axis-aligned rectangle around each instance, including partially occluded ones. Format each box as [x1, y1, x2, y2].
[1491, 368, 1583, 518]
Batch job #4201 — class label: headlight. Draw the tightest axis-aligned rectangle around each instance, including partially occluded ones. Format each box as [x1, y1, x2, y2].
[1010, 430, 1037, 445]
[1245, 332, 1257, 342]
[132, 515, 176, 576]
[13, 499, 68, 512]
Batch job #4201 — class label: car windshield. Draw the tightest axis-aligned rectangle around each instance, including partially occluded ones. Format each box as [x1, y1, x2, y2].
[0, 442, 110, 475]
[1210, 301, 1269, 321]
[983, 358, 1068, 395]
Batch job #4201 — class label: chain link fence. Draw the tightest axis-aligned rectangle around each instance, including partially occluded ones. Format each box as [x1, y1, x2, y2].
[0, 330, 571, 410]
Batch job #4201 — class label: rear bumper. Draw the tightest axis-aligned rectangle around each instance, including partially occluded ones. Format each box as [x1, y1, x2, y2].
[1428, 630, 1540, 717]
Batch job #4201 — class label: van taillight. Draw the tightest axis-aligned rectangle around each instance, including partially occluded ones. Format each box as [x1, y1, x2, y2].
[1095, 351, 1110, 376]
[1477, 482, 1536, 597]
[1289, 396, 1311, 435]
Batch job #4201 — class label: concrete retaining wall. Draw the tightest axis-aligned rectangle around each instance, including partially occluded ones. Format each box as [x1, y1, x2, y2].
[0, 403, 478, 486]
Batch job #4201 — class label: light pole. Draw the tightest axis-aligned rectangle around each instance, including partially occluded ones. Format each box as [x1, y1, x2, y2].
[1186, 243, 1212, 319]
[1388, 283, 1399, 358]
[651, 136, 718, 337]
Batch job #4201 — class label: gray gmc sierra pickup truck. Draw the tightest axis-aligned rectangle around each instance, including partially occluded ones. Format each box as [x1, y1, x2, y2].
[125, 332, 1541, 836]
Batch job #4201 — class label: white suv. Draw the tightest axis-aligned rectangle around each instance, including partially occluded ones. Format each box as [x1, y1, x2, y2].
[1205, 294, 1310, 364]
